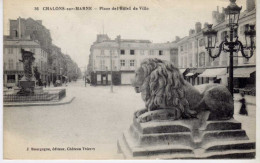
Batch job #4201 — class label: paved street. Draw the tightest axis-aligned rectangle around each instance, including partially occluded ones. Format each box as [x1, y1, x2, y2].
[3, 81, 256, 159]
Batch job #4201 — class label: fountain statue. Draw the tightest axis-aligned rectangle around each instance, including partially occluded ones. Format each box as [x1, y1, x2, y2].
[17, 49, 36, 95]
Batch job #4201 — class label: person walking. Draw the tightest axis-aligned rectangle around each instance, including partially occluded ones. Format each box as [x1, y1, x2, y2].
[239, 93, 248, 116]
[43, 81, 47, 88]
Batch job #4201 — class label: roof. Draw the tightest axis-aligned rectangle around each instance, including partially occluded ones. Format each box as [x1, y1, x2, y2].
[92, 40, 177, 50]
[231, 67, 255, 78]
[198, 68, 226, 78]
[4, 39, 40, 46]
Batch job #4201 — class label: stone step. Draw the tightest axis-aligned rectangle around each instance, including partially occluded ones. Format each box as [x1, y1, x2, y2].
[204, 149, 255, 159]
[204, 140, 255, 152]
[200, 120, 242, 131]
[131, 122, 248, 147]
[118, 133, 255, 159]
[133, 118, 242, 135]
[119, 131, 195, 158]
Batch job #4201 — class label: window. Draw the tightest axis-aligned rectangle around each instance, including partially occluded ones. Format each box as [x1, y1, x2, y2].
[112, 60, 115, 70]
[240, 24, 249, 34]
[150, 50, 154, 55]
[180, 46, 183, 52]
[13, 30, 18, 37]
[120, 60, 125, 66]
[199, 52, 205, 67]
[140, 50, 144, 55]
[130, 60, 135, 67]
[199, 38, 205, 47]
[7, 48, 13, 54]
[221, 31, 228, 41]
[111, 50, 115, 55]
[16, 62, 19, 70]
[120, 50, 125, 55]
[130, 50, 135, 55]
[8, 59, 14, 70]
[188, 42, 192, 50]
[100, 60, 105, 70]
[101, 50, 104, 55]
[7, 75, 15, 83]
[159, 50, 163, 55]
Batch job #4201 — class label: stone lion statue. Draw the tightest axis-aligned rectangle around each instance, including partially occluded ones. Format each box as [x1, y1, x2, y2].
[132, 58, 234, 123]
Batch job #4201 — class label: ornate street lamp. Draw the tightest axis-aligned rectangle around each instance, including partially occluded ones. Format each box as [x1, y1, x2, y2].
[203, 0, 256, 97]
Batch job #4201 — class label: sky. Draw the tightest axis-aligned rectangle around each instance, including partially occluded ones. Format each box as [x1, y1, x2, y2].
[3, 0, 247, 70]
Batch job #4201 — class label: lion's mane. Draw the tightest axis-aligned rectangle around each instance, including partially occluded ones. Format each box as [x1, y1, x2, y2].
[139, 58, 196, 118]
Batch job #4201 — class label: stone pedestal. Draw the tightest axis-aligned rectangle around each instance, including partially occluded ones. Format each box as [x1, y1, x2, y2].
[34, 86, 44, 94]
[117, 113, 255, 159]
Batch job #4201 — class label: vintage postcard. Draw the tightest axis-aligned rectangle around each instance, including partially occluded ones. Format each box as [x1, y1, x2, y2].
[2, 0, 258, 160]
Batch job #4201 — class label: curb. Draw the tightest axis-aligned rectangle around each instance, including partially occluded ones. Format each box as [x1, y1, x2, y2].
[3, 97, 76, 107]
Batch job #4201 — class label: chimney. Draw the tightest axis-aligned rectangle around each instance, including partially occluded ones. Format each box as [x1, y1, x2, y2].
[246, 0, 255, 12]
[195, 22, 202, 33]
[175, 36, 180, 42]
[116, 35, 121, 42]
[189, 29, 195, 36]
[204, 22, 209, 29]
[36, 20, 42, 24]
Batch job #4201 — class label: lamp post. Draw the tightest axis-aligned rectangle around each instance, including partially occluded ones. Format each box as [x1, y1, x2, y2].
[203, 0, 256, 97]
[110, 50, 113, 93]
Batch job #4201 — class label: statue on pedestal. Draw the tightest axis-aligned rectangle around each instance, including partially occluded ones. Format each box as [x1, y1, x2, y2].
[118, 58, 255, 159]
[132, 58, 234, 122]
[17, 49, 36, 95]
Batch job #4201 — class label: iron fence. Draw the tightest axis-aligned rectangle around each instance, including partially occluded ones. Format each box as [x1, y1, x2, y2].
[3, 89, 66, 102]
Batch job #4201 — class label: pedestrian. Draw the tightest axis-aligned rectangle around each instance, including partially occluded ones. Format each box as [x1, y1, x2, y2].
[43, 81, 47, 88]
[239, 93, 248, 116]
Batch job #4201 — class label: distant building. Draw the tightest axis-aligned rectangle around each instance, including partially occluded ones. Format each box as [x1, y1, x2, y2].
[3, 38, 48, 87]
[50, 44, 67, 83]
[88, 34, 178, 85]
[65, 55, 80, 82]
[177, 0, 256, 90]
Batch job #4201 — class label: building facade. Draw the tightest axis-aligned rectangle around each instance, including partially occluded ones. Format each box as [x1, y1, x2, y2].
[3, 38, 48, 87]
[177, 0, 256, 92]
[9, 17, 52, 54]
[4, 17, 81, 87]
[65, 55, 81, 82]
[88, 35, 178, 85]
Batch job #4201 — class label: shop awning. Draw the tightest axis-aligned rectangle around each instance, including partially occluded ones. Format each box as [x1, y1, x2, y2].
[185, 73, 194, 76]
[194, 68, 206, 74]
[230, 67, 256, 78]
[185, 72, 194, 76]
[179, 69, 186, 73]
[198, 68, 226, 78]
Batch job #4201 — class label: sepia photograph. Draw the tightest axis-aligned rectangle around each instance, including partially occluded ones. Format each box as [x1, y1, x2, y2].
[1, 0, 258, 161]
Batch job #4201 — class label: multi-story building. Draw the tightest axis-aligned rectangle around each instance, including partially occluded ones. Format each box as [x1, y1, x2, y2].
[4, 17, 81, 87]
[3, 37, 48, 87]
[177, 0, 256, 90]
[8, 17, 54, 81]
[65, 55, 81, 82]
[88, 34, 178, 85]
[50, 44, 68, 83]
[8, 17, 52, 54]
